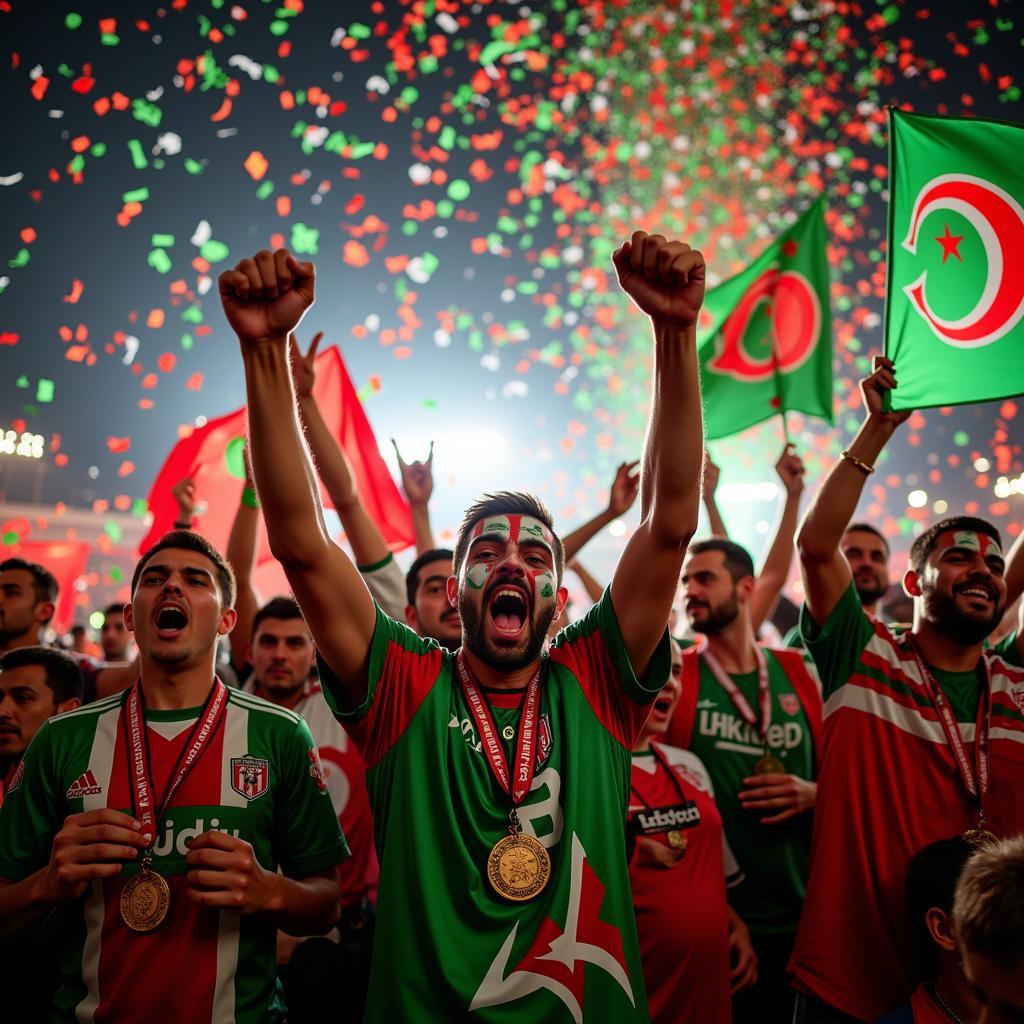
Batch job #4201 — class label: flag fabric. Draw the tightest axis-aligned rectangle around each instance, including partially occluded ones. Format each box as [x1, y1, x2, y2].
[4, 538, 91, 633]
[884, 108, 1024, 410]
[139, 346, 414, 595]
[697, 198, 833, 439]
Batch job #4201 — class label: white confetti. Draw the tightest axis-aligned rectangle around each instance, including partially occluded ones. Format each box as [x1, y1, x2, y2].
[154, 132, 182, 156]
[0, 172, 24, 186]
[122, 335, 140, 365]
[228, 54, 263, 80]
[191, 220, 212, 246]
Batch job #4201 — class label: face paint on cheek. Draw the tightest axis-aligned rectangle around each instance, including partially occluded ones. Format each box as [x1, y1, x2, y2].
[466, 563, 491, 590]
[530, 569, 556, 605]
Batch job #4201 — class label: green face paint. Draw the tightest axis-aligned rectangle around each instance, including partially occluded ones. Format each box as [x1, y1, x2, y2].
[466, 562, 490, 590]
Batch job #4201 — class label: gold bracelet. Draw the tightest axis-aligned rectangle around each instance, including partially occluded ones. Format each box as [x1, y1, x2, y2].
[841, 449, 875, 475]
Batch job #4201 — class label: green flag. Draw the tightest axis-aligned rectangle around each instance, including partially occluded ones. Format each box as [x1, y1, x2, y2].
[697, 198, 833, 439]
[884, 108, 1024, 410]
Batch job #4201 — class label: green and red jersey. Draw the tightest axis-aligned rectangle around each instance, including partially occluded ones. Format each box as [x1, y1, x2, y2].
[790, 583, 1024, 1021]
[628, 742, 741, 1024]
[0, 685, 348, 1023]
[666, 644, 822, 936]
[317, 588, 669, 1023]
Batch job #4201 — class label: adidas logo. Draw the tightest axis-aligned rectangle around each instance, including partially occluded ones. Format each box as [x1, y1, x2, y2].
[66, 770, 103, 799]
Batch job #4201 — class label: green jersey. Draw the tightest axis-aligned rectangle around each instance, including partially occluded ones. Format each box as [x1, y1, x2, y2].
[0, 686, 348, 1023]
[667, 647, 820, 935]
[318, 589, 669, 1022]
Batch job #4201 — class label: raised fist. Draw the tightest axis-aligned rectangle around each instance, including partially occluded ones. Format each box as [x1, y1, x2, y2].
[219, 248, 315, 346]
[612, 232, 706, 327]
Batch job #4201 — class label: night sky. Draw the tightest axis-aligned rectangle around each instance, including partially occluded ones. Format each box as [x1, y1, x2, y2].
[2, 0, 1022, 591]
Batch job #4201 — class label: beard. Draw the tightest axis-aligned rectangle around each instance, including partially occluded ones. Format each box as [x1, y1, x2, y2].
[854, 577, 888, 607]
[688, 591, 740, 635]
[922, 584, 1004, 646]
[460, 597, 556, 671]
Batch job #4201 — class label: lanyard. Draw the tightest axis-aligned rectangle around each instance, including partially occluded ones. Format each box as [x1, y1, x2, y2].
[455, 654, 542, 809]
[123, 678, 228, 847]
[906, 639, 990, 805]
[701, 643, 772, 741]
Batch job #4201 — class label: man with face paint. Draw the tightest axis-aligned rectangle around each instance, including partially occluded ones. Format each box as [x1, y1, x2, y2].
[226, 233, 706, 1023]
[789, 356, 1024, 1024]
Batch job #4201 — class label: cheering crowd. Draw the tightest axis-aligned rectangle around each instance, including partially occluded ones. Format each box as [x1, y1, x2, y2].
[0, 235, 1022, 1024]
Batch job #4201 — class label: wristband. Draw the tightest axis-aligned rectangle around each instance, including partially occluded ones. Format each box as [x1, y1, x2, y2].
[173, 520, 193, 530]
[241, 486, 260, 509]
[841, 449, 875, 475]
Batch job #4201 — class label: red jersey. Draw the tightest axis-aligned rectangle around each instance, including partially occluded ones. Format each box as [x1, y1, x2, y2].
[791, 585, 1024, 1020]
[629, 742, 742, 1024]
[245, 680, 377, 906]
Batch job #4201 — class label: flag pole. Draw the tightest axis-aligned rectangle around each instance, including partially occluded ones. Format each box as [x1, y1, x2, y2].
[771, 326, 792, 445]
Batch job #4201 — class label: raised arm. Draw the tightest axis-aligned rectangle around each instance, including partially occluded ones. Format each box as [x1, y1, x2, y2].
[290, 331, 392, 570]
[609, 232, 705, 676]
[797, 356, 911, 627]
[393, 440, 436, 556]
[701, 453, 729, 538]
[225, 452, 261, 670]
[748, 444, 805, 632]
[1004, 526, 1024, 609]
[220, 249, 376, 707]
[562, 461, 640, 563]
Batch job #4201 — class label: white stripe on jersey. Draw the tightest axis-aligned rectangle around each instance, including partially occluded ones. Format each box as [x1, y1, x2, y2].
[219, 701, 250, 810]
[82, 702, 123, 813]
[229, 690, 302, 724]
[75, 880, 106, 1023]
[212, 910, 240, 1023]
[825, 683, 949, 742]
[59, 691, 123, 722]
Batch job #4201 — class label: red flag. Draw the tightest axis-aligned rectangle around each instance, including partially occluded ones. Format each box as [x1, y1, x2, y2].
[139, 346, 413, 595]
[5, 539, 91, 633]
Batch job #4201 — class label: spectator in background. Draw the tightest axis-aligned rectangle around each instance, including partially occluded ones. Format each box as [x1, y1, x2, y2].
[0, 558, 136, 701]
[0, 646, 83, 805]
[99, 602, 133, 662]
[954, 835, 1024, 1024]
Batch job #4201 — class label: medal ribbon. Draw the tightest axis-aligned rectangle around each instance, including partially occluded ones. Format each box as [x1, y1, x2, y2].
[123, 678, 229, 843]
[700, 644, 772, 742]
[455, 653, 541, 809]
[906, 639, 991, 804]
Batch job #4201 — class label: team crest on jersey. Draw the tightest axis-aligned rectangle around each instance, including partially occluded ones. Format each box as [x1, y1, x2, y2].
[230, 756, 269, 800]
[308, 747, 327, 793]
[1011, 688, 1024, 714]
[536, 713, 553, 769]
[66, 770, 103, 799]
[778, 693, 801, 716]
[6, 759, 25, 795]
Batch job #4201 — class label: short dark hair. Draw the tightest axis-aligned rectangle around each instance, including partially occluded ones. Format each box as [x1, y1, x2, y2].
[906, 837, 976, 978]
[844, 522, 890, 557]
[687, 538, 755, 582]
[131, 531, 237, 608]
[103, 601, 125, 619]
[0, 557, 59, 622]
[453, 493, 564, 580]
[0, 645, 84, 703]
[406, 548, 454, 607]
[909, 517, 1002, 575]
[251, 596, 306, 637]
[954, 835, 1024, 971]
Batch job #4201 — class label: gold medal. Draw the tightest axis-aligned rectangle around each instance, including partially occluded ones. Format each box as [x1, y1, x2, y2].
[119, 863, 170, 932]
[666, 830, 687, 851]
[487, 831, 551, 902]
[754, 754, 786, 775]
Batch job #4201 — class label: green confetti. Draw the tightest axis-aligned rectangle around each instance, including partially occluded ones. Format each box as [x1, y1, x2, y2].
[35, 379, 54, 403]
[65, 12, 82, 29]
[199, 239, 230, 263]
[290, 223, 320, 255]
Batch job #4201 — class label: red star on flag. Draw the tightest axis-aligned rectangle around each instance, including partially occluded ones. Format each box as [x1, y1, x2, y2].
[781, 239, 799, 257]
[934, 224, 964, 264]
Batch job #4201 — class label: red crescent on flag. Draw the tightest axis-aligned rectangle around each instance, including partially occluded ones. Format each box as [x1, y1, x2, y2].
[708, 269, 821, 382]
[901, 174, 1024, 348]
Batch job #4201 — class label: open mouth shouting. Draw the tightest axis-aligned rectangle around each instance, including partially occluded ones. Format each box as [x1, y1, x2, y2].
[153, 601, 189, 640]
[487, 583, 530, 641]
